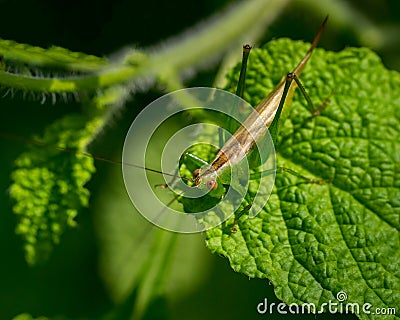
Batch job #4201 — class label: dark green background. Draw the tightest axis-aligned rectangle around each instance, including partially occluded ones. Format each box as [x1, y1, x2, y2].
[0, 0, 398, 319]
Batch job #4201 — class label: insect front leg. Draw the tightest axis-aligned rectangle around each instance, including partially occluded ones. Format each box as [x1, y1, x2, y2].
[231, 203, 252, 233]
[222, 44, 253, 145]
[236, 44, 252, 99]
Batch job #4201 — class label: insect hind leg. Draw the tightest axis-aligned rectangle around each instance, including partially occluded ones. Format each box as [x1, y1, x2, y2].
[292, 73, 334, 117]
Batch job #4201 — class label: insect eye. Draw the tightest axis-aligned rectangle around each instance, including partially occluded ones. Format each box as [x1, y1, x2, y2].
[206, 180, 218, 190]
[193, 168, 201, 177]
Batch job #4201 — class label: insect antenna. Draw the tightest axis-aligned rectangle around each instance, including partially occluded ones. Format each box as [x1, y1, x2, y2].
[0, 132, 192, 182]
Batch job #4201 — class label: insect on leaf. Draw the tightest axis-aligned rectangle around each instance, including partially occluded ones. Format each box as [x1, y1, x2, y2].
[203, 39, 400, 318]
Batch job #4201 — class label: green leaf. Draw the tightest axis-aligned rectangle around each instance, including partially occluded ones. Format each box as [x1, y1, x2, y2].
[0, 38, 108, 72]
[6, 83, 130, 266]
[0, 0, 289, 94]
[203, 39, 400, 318]
[11, 314, 49, 320]
[9, 114, 101, 265]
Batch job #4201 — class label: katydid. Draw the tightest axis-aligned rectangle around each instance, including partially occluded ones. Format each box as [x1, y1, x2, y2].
[192, 16, 328, 192]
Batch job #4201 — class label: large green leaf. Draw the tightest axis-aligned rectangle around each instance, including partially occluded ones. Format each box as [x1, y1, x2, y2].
[203, 39, 400, 318]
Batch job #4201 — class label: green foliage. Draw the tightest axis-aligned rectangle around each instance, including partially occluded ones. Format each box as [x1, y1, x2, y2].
[0, 38, 108, 72]
[203, 39, 400, 318]
[12, 314, 49, 320]
[0, 0, 291, 273]
[0, 0, 288, 94]
[12, 314, 73, 320]
[4, 35, 399, 320]
[9, 115, 100, 265]
[1, 0, 399, 318]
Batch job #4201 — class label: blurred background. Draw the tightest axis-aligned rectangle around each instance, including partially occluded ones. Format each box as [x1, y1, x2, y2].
[0, 0, 399, 319]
